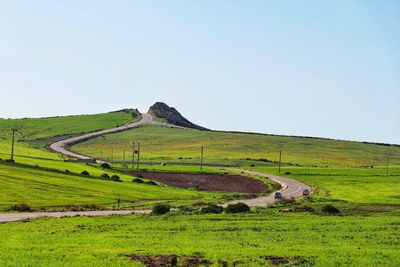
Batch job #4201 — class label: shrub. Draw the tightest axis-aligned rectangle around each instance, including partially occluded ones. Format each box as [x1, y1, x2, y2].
[322, 204, 341, 214]
[294, 205, 315, 213]
[80, 170, 90, 176]
[279, 196, 296, 204]
[250, 164, 256, 167]
[132, 178, 144, 183]
[110, 175, 120, 182]
[101, 163, 111, 169]
[200, 204, 223, 214]
[9, 203, 32, 212]
[100, 173, 110, 179]
[285, 171, 291, 175]
[5, 159, 15, 163]
[225, 202, 250, 213]
[65, 170, 71, 174]
[151, 204, 171, 215]
[145, 180, 158, 186]
[192, 201, 207, 207]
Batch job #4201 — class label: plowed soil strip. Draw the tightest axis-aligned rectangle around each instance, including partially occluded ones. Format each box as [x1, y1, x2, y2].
[140, 172, 266, 194]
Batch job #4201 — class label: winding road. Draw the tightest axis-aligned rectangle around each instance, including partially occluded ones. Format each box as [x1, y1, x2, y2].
[224, 170, 311, 207]
[49, 113, 153, 161]
[0, 111, 311, 223]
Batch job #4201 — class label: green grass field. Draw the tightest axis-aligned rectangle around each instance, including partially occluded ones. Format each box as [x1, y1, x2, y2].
[250, 166, 400, 205]
[72, 125, 400, 167]
[0, 210, 398, 266]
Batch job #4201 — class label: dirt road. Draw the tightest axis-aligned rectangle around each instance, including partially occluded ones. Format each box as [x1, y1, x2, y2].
[0, 210, 151, 224]
[49, 113, 153, 160]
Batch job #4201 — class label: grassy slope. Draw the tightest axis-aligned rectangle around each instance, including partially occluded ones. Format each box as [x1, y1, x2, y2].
[0, 211, 398, 266]
[0, 162, 229, 210]
[0, 111, 235, 210]
[0, 110, 136, 141]
[72, 125, 400, 167]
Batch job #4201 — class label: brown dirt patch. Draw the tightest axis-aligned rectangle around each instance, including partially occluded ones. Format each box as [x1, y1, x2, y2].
[263, 256, 316, 266]
[129, 255, 177, 267]
[140, 172, 266, 194]
[181, 256, 212, 267]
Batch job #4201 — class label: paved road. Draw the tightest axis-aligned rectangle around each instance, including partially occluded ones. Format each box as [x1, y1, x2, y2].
[5, 112, 311, 224]
[223, 169, 311, 207]
[0, 170, 310, 223]
[49, 113, 153, 160]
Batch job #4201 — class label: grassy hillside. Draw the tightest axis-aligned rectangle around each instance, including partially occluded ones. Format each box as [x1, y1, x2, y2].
[0, 161, 231, 211]
[0, 110, 137, 143]
[72, 125, 400, 167]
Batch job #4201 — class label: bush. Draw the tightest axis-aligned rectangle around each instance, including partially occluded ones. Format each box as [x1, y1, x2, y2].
[110, 175, 120, 182]
[279, 196, 296, 204]
[151, 204, 171, 215]
[200, 204, 223, 214]
[294, 205, 315, 213]
[80, 170, 90, 176]
[225, 202, 250, 213]
[322, 204, 341, 214]
[132, 178, 144, 183]
[145, 180, 158, 186]
[65, 170, 71, 174]
[100, 173, 110, 179]
[9, 203, 32, 212]
[285, 171, 291, 175]
[101, 163, 111, 169]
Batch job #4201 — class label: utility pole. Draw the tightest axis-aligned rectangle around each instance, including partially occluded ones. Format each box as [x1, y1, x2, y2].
[386, 156, 389, 175]
[136, 142, 141, 173]
[200, 146, 204, 171]
[132, 142, 136, 173]
[278, 150, 282, 174]
[10, 129, 16, 161]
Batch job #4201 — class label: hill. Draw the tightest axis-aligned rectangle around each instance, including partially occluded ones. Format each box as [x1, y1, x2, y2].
[72, 124, 400, 167]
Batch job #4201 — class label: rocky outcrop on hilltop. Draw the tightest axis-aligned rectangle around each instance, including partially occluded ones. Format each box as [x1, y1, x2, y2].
[148, 102, 208, 130]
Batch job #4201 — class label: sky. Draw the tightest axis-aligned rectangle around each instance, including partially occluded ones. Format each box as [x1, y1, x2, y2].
[0, 0, 399, 144]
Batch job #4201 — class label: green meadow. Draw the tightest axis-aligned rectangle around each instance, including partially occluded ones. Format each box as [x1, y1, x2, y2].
[0, 210, 398, 267]
[72, 124, 400, 167]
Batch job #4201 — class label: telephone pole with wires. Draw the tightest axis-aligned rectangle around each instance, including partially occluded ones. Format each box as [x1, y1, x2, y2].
[10, 129, 16, 161]
[136, 142, 141, 173]
[278, 150, 282, 174]
[200, 146, 204, 171]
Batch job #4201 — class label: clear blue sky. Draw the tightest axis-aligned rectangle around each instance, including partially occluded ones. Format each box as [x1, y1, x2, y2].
[0, 1, 399, 144]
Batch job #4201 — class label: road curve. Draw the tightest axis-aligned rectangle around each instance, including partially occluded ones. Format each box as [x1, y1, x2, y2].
[50, 113, 153, 160]
[0, 170, 311, 223]
[223, 169, 311, 207]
